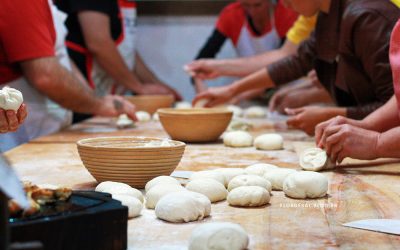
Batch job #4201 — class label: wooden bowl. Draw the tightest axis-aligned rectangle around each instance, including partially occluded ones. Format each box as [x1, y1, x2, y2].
[157, 108, 233, 142]
[76, 136, 185, 188]
[125, 95, 174, 114]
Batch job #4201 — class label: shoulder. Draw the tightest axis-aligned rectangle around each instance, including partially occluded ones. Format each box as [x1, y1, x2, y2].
[218, 2, 245, 21]
[344, 0, 400, 20]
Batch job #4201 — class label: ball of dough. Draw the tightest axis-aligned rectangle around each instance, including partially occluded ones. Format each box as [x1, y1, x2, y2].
[263, 168, 297, 191]
[228, 175, 272, 193]
[175, 101, 192, 109]
[254, 134, 283, 150]
[244, 106, 266, 118]
[189, 222, 249, 250]
[223, 131, 253, 147]
[0, 86, 23, 111]
[145, 176, 181, 192]
[190, 170, 225, 185]
[112, 194, 142, 218]
[116, 114, 134, 128]
[227, 186, 270, 207]
[186, 178, 228, 203]
[135, 111, 151, 122]
[300, 147, 334, 171]
[193, 98, 209, 108]
[244, 163, 278, 176]
[227, 105, 243, 117]
[95, 181, 144, 203]
[214, 168, 246, 187]
[226, 119, 252, 132]
[152, 112, 159, 121]
[155, 191, 211, 223]
[283, 171, 328, 199]
[145, 184, 186, 209]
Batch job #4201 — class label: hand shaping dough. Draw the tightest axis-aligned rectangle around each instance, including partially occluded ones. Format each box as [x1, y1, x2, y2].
[116, 114, 134, 128]
[95, 181, 144, 203]
[244, 163, 278, 176]
[244, 106, 266, 118]
[223, 131, 253, 147]
[228, 175, 272, 193]
[263, 168, 297, 191]
[112, 194, 142, 218]
[227, 105, 243, 117]
[155, 191, 211, 223]
[193, 98, 209, 108]
[283, 171, 328, 199]
[135, 111, 151, 122]
[189, 222, 249, 250]
[145, 184, 186, 209]
[214, 168, 246, 187]
[186, 178, 228, 203]
[227, 186, 270, 207]
[190, 170, 225, 185]
[145, 176, 181, 192]
[300, 147, 334, 171]
[0, 86, 23, 111]
[254, 134, 283, 150]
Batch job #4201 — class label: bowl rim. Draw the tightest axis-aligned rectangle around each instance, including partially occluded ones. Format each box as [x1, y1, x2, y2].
[157, 108, 233, 116]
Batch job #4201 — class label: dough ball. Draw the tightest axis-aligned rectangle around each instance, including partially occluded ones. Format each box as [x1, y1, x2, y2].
[116, 114, 134, 128]
[244, 163, 278, 176]
[145, 176, 181, 192]
[263, 168, 297, 191]
[228, 175, 272, 193]
[135, 111, 151, 122]
[300, 147, 334, 171]
[254, 134, 283, 150]
[95, 181, 144, 203]
[112, 194, 142, 218]
[226, 119, 252, 132]
[227, 186, 270, 207]
[283, 171, 328, 199]
[175, 101, 192, 109]
[0, 86, 23, 111]
[244, 106, 266, 118]
[155, 191, 211, 223]
[193, 98, 209, 108]
[186, 178, 228, 203]
[214, 168, 246, 187]
[227, 105, 243, 117]
[223, 131, 253, 147]
[190, 170, 225, 185]
[152, 112, 159, 121]
[145, 184, 186, 209]
[189, 222, 249, 250]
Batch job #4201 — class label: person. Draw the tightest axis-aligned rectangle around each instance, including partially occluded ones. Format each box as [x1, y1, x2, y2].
[0, 0, 136, 152]
[0, 105, 27, 134]
[193, 0, 400, 135]
[316, 19, 400, 164]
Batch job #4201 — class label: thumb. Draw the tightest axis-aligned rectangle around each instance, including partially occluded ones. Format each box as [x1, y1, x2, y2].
[285, 107, 303, 116]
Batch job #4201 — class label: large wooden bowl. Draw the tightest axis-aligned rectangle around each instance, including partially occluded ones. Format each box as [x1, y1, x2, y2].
[125, 95, 174, 114]
[157, 108, 233, 142]
[76, 136, 185, 188]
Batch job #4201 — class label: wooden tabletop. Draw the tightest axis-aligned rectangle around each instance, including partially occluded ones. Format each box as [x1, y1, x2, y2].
[6, 117, 400, 249]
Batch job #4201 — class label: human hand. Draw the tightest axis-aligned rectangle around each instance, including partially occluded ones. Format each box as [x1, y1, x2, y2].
[95, 95, 137, 121]
[193, 78, 208, 94]
[184, 59, 224, 80]
[192, 85, 236, 107]
[0, 104, 28, 133]
[308, 70, 323, 88]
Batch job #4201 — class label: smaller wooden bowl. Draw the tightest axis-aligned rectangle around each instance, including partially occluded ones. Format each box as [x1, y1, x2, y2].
[125, 95, 174, 114]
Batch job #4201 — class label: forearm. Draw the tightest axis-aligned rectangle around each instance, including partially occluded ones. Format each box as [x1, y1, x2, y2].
[134, 53, 161, 84]
[230, 68, 275, 95]
[375, 126, 400, 158]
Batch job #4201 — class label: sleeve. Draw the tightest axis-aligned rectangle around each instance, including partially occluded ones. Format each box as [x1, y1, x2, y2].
[1, 0, 55, 63]
[195, 29, 227, 60]
[274, 0, 299, 38]
[215, 4, 244, 46]
[67, 0, 114, 15]
[286, 15, 317, 45]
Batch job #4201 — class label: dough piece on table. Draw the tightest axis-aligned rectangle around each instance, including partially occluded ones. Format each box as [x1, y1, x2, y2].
[214, 168, 246, 187]
[116, 114, 134, 128]
[300, 147, 334, 171]
[152, 112, 159, 121]
[254, 134, 283, 150]
[95, 181, 144, 203]
[189, 222, 249, 250]
[186, 178, 228, 203]
[112, 194, 142, 218]
[263, 168, 297, 191]
[244, 163, 278, 176]
[0, 86, 23, 111]
[226, 119, 252, 132]
[135, 111, 151, 122]
[223, 131, 253, 147]
[145, 184, 186, 209]
[155, 191, 211, 223]
[227, 186, 270, 207]
[175, 101, 192, 109]
[145, 175, 181, 192]
[228, 175, 272, 193]
[244, 106, 266, 118]
[227, 105, 243, 117]
[190, 170, 225, 185]
[283, 171, 328, 199]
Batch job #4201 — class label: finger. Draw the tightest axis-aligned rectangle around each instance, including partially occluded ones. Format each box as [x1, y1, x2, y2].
[319, 125, 341, 150]
[286, 116, 299, 127]
[6, 110, 19, 131]
[285, 107, 304, 116]
[17, 104, 28, 124]
[323, 130, 342, 155]
[205, 97, 225, 108]
[0, 109, 8, 133]
[329, 142, 343, 164]
[337, 151, 347, 164]
[268, 92, 283, 111]
[315, 121, 329, 146]
[123, 101, 138, 121]
[192, 92, 211, 106]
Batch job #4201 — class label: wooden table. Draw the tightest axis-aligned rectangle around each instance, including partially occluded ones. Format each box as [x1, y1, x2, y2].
[6, 117, 400, 249]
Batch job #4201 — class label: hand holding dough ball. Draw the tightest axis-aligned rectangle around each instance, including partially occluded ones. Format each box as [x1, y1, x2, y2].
[112, 194, 142, 218]
[189, 222, 249, 250]
[145, 184, 186, 209]
[245, 163, 278, 176]
[135, 111, 151, 122]
[244, 106, 266, 118]
[155, 191, 211, 223]
[283, 171, 328, 199]
[254, 134, 283, 150]
[228, 175, 272, 193]
[145, 175, 181, 192]
[227, 186, 270, 207]
[186, 178, 228, 203]
[0, 86, 23, 111]
[189, 170, 225, 185]
[95, 181, 143, 203]
[263, 168, 297, 191]
[214, 168, 246, 187]
[223, 131, 253, 147]
[300, 148, 334, 171]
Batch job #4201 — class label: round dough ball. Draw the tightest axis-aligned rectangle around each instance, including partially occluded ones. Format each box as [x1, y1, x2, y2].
[254, 134, 283, 150]
[193, 98, 209, 108]
[227, 186, 270, 207]
[227, 105, 243, 117]
[300, 147, 334, 171]
[145, 176, 181, 192]
[175, 101, 192, 109]
[135, 111, 151, 122]
[190, 170, 225, 185]
[112, 194, 142, 218]
[186, 178, 228, 203]
[244, 163, 278, 176]
[263, 168, 297, 191]
[226, 119, 252, 132]
[189, 222, 249, 250]
[116, 114, 134, 128]
[283, 171, 328, 199]
[214, 168, 246, 187]
[95, 181, 144, 203]
[244, 106, 266, 118]
[145, 184, 186, 209]
[228, 175, 272, 193]
[223, 131, 253, 148]
[152, 112, 159, 121]
[155, 191, 211, 223]
[0, 86, 23, 111]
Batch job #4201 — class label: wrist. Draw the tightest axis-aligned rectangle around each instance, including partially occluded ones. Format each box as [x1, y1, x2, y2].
[373, 132, 384, 159]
